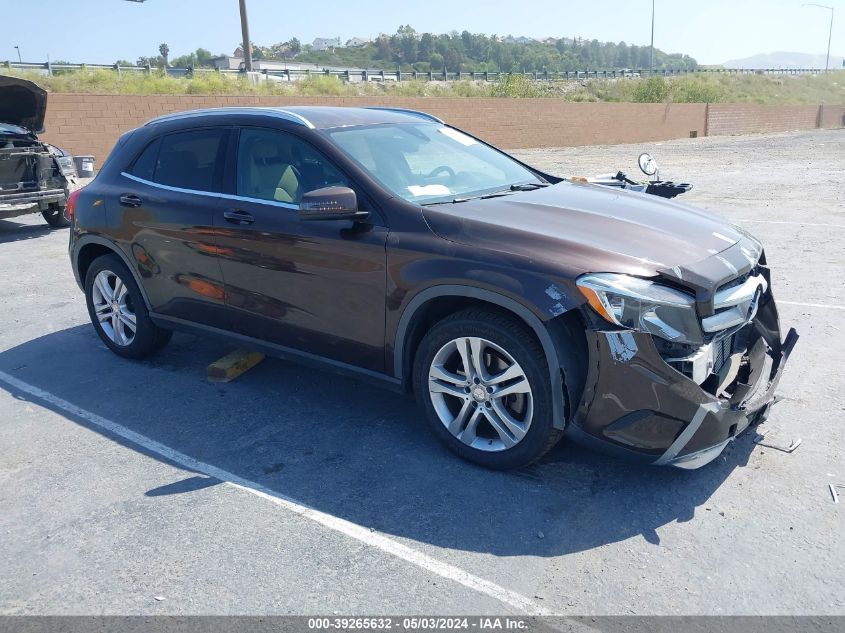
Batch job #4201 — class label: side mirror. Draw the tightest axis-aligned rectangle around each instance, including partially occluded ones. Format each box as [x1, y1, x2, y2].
[298, 186, 369, 221]
[638, 153, 659, 178]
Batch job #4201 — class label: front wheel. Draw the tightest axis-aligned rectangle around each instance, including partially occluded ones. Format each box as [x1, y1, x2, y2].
[413, 308, 563, 469]
[42, 205, 70, 228]
[84, 254, 172, 359]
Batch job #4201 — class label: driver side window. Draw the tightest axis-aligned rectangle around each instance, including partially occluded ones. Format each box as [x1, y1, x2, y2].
[236, 128, 351, 205]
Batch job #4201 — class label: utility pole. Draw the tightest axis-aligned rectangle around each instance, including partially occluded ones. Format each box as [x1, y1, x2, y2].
[650, 0, 655, 72]
[804, 3, 835, 71]
[14, 46, 22, 63]
[239, 0, 253, 72]
[123, 1, 253, 72]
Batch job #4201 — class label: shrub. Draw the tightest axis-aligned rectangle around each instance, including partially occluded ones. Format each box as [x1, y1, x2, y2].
[490, 74, 541, 98]
[670, 76, 724, 103]
[632, 76, 671, 102]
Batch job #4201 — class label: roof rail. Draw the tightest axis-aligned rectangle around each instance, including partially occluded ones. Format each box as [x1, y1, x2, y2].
[144, 107, 315, 129]
[365, 107, 444, 124]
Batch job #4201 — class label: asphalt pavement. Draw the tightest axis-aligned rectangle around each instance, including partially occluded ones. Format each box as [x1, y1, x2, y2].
[0, 129, 843, 616]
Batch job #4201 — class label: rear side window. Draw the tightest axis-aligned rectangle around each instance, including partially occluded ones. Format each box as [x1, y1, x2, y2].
[130, 128, 227, 193]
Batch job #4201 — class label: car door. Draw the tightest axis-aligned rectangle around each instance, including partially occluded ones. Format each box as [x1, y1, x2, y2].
[214, 126, 389, 373]
[116, 127, 230, 329]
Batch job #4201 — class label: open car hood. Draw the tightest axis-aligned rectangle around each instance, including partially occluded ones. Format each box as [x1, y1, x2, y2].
[0, 75, 47, 134]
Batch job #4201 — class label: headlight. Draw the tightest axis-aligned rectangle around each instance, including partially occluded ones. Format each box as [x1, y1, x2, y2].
[576, 273, 700, 343]
[55, 156, 77, 178]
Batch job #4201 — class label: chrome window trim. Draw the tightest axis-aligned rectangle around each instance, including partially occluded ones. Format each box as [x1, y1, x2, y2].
[120, 172, 299, 210]
[144, 108, 315, 130]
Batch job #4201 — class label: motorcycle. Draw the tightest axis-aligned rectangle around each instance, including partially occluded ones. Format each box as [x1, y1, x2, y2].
[587, 153, 693, 200]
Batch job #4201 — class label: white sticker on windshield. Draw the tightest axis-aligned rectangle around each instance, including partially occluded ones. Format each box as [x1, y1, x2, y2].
[439, 127, 478, 146]
[408, 184, 452, 197]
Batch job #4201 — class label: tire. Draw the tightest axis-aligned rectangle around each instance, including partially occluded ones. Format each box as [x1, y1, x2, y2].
[413, 308, 563, 469]
[84, 254, 172, 359]
[42, 206, 70, 228]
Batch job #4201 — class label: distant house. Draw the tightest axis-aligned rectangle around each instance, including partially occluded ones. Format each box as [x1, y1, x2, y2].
[312, 37, 341, 51]
[345, 37, 370, 48]
[540, 37, 558, 46]
[233, 46, 244, 57]
[208, 55, 367, 81]
[502, 35, 535, 45]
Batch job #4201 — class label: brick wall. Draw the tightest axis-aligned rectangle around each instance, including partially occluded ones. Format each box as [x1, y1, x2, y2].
[40, 94, 707, 162]
[707, 104, 825, 136]
[820, 105, 845, 129]
[39, 93, 843, 164]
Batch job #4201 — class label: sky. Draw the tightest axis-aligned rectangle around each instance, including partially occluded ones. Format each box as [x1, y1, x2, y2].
[2, 0, 842, 66]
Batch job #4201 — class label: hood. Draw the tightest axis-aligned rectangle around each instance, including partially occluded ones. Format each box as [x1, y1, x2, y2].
[422, 181, 745, 279]
[0, 75, 47, 134]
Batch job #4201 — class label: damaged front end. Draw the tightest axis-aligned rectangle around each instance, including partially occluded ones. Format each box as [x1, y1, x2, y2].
[0, 75, 75, 222]
[569, 236, 799, 469]
[0, 139, 74, 218]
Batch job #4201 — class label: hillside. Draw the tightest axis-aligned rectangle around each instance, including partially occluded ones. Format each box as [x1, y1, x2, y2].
[10, 68, 845, 105]
[724, 51, 844, 69]
[251, 27, 698, 73]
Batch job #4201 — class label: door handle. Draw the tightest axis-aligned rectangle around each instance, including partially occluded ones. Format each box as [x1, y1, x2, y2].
[119, 194, 143, 208]
[223, 209, 255, 225]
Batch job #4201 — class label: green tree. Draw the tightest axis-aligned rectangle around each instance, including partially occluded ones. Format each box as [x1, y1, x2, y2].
[158, 43, 169, 67]
[418, 33, 433, 61]
[375, 35, 392, 60]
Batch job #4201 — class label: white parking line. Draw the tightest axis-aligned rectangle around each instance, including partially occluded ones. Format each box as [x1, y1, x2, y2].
[733, 219, 845, 229]
[779, 300, 845, 311]
[0, 370, 549, 616]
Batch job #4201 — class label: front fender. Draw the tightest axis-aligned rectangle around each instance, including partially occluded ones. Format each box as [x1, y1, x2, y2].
[393, 283, 581, 431]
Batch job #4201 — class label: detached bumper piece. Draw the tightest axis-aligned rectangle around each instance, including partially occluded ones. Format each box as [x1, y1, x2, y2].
[570, 292, 798, 469]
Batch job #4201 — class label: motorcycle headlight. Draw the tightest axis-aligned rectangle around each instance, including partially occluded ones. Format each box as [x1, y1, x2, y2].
[576, 273, 700, 343]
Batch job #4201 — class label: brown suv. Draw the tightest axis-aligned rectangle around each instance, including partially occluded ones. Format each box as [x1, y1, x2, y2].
[67, 106, 797, 470]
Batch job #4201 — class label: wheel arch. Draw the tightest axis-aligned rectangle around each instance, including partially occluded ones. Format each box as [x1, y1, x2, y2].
[72, 236, 152, 310]
[394, 285, 580, 431]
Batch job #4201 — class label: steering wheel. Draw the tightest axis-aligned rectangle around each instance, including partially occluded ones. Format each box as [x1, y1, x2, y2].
[427, 165, 456, 181]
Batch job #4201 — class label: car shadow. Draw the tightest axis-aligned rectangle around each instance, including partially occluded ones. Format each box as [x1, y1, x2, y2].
[0, 324, 759, 558]
[0, 218, 56, 244]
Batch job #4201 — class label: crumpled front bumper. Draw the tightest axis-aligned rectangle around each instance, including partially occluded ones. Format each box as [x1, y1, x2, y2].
[0, 188, 67, 217]
[568, 289, 799, 469]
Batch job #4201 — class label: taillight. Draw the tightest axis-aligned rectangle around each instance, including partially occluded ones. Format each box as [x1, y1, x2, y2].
[64, 188, 82, 221]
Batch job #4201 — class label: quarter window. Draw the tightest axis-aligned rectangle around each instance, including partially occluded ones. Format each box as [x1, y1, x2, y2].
[236, 128, 351, 205]
[129, 137, 161, 182]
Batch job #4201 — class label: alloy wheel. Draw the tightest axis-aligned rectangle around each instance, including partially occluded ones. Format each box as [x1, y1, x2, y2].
[91, 270, 137, 347]
[428, 336, 534, 452]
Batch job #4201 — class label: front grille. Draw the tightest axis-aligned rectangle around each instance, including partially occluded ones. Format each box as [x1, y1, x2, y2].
[664, 323, 754, 385]
[702, 273, 767, 334]
[713, 336, 732, 375]
[711, 323, 754, 378]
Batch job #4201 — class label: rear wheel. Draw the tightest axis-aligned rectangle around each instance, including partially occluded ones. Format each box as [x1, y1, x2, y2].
[42, 205, 70, 228]
[413, 308, 563, 469]
[84, 254, 172, 359]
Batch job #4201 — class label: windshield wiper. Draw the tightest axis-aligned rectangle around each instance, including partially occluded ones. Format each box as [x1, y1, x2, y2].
[510, 182, 551, 191]
[477, 183, 551, 200]
[422, 183, 551, 205]
[422, 197, 472, 206]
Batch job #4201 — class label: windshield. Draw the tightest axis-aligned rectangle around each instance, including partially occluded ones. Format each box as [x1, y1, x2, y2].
[0, 123, 30, 136]
[326, 123, 544, 204]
